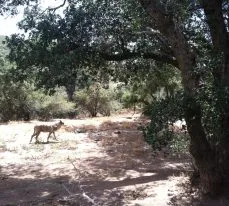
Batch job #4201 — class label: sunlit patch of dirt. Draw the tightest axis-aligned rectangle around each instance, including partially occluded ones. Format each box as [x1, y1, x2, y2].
[0, 111, 193, 206]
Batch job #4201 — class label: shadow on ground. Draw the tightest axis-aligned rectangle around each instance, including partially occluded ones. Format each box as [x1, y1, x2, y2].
[0, 158, 186, 206]
[1, 114, 209, 206]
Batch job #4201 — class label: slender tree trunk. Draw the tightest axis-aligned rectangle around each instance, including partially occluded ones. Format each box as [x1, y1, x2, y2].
[65, 83, 76, 102]
[139, 0, 224, 194]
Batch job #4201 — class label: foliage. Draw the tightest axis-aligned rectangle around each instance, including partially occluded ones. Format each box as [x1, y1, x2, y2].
[0, 81, 76, 122]
[0, 34, 75, 121]
[118, 63, 182, 111]
[5, 2, 113, 96]
[195, 74, 229, 146]
[0, 0, 38, 15]
[0, 68, 75, 122]
[0, 40, 28, 122]
[142, 91, 185, 150]
[4, 0, 149, 94]
[0, 81, 30, 122]
[0, 35, 9, 57]
[121, 88, 140, 109]
[74, 82, 122, 117]
[169, 132, 189, 155]
[28, 87, 76, 120]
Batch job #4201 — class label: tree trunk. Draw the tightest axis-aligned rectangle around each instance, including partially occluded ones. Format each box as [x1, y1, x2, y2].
[65, 83, 76, 102]
[200, 0, 229, 181]
[139, 0, 224, 195]
[185, 98, 223, 195]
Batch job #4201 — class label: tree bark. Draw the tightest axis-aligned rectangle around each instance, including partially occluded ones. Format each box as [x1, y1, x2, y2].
[200, 0, 229, 83]
[139, 0, 224, 195]
[65, 83, 75, 102]
[200, 0, 229, 181]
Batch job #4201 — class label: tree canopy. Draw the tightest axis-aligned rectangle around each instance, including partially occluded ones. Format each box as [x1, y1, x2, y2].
[5, 0, 179, 90]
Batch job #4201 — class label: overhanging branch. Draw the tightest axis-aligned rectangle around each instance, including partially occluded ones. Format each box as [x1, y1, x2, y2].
[48, 0, 67, 12]
[101, 51, 179, 68]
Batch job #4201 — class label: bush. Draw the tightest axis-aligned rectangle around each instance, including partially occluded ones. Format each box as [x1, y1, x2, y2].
[0, 81, 32, 122]
[74, 83, 122, 117]
[121, 90, 140, 109]
[0, 82, 76, 122]
[27, 87, 76, 120]
[142, 91, 189, 151]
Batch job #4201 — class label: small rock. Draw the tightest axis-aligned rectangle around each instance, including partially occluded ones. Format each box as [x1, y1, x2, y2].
[75, 129, 85, 133]
[114, 130, 121, 134]
[181, 196, 188, 201]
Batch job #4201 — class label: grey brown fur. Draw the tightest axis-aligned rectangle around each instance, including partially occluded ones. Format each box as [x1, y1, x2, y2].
[30, 120, 64, 143]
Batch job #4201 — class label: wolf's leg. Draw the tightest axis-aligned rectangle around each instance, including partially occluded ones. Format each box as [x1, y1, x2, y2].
[30, 133, 36, 143]
[53, 132, 58, 140]
[47, 132, 52, 142]
[35, 132, 41, 143]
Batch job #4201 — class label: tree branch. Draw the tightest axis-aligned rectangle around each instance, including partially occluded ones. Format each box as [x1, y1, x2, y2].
[48, 0, 67, 12]
[200, 0, 228, 51]
[100, 51, 179, 68]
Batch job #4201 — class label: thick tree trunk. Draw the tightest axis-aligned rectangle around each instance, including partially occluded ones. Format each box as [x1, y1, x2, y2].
[178, 53, 223, 195]
[139, 0, 224, 195]
[184, 98, 223, 194]
[201, 0, 229, 181]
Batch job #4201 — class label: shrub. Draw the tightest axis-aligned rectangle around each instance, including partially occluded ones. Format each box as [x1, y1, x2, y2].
[142, 91, 189, 151]
[0, 82, 76, 122]
[74, 83, 122, 117]
[0, 81, 32, 121]
[121, 90, 140, 109]
[28, 87, 76, 120]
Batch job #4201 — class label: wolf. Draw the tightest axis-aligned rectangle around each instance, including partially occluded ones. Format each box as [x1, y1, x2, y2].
[30, 120, 64, 143]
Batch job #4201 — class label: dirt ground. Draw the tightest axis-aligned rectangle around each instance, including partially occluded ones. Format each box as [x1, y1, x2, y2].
[0, 111, 227, 206]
